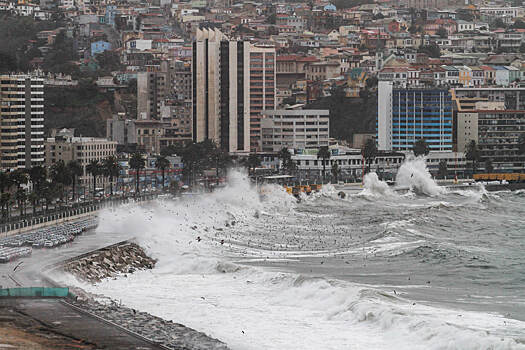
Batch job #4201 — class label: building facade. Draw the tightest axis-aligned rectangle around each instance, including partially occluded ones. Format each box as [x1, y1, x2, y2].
[192, 28, 276, 154]
[378, 81, 453, 152]
[106, 114, 138, 148]
[457, 110, 525, 172]
[193, 28, 249, 154]
[45, 129, 117, 188]
[249, 45, 276, 152]
[261, 108, 329, 153]
[137, 67, 168, 120]
[0, 74, 45, 170]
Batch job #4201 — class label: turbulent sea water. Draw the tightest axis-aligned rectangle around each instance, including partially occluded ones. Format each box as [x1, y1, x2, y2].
[65, 157, 525, 350]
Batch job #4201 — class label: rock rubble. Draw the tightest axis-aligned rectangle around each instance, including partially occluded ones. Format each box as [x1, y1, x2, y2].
[69, 298, 229, 350]
[63, 242, 156, 283]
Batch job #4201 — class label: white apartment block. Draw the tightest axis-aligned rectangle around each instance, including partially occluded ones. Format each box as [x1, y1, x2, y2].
[261, 108, 329, 153]
[0, 74, 45, 170]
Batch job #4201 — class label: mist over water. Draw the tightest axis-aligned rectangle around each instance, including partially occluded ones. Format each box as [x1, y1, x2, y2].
[64, 166, 525, 349]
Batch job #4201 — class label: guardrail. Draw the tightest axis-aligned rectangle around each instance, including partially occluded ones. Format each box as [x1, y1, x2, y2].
[0, 287, 69, 298]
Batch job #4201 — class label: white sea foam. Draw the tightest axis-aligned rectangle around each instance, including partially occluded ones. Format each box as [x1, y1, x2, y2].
[395, 156, 445, 196]
[361, 172, 395, 197]
[57, 170, 525, 350]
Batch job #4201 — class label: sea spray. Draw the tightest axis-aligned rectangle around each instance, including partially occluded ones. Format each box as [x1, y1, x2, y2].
[395, 156, 445, 196]
[362, 172, 395, 197]
[60, 169, 525, 350]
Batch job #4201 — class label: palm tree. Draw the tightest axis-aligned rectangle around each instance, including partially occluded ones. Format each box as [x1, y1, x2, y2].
[67, 160, 83, 201]
[0, 193, 10, 221]
[362, 139, 378, 174]
[0, 171, 12, 220]
[28, 166, 47, 215]
[50, 160, 72, 204]
[438, 160, 448, 179]
[102, 156, 121, 196]
[9, 170, 28, 218]
[278, 147, 292, 174]
[317, 146, 331, 181]
[210, 146, 231, 185]
[247, 153, 261, 176]
[86, 160, 102, 198]
[331, 162, 341, 183]
[28, 166, 46, 192]
[413, 138, 430, 157]
[15, 188, 27, 216]
[129, 152, 145, 195]
[155, 155, 170, 192]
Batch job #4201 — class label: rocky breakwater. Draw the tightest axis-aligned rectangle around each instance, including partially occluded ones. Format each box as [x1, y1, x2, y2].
[63, 242, 156, 283]
[68, 298, 229, 350]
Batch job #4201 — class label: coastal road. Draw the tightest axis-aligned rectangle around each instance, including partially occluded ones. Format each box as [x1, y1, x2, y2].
[0, 226, 133, 288]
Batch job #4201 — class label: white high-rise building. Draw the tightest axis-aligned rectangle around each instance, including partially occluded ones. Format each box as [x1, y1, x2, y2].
[192, 28, 275, 154]
[0, 74, 45, 170]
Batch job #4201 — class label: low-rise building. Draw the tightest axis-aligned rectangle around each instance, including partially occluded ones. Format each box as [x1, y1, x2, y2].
[261, 107, 329, 153]
[45, 129, 117, 190]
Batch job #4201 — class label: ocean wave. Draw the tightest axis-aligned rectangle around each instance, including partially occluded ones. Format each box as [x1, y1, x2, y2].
[72, 169, 525, 350]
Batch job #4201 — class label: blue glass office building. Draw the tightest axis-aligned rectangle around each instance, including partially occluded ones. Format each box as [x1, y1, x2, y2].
[378, 81, 453, 152]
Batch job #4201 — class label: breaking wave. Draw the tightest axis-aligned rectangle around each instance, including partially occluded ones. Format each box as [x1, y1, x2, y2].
[62, 169, 525, 350]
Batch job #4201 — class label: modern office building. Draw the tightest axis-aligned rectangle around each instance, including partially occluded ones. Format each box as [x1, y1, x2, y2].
[0, 74, 45, 170]
[378, 81, 453, 152]
[261, 107, 329, 153]
[192, 28, 275, 154]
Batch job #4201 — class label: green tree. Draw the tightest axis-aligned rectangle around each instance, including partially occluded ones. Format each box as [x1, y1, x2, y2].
[67, 160, 83, 200]
[28, 166, 47, 214]
[491, 18, 506, 30]
[0, 193, 10, 221]
[9, 170, 28, 217]
[129, 152, 145, 195]
[0, 171, 12, 220]
[155, 155, 170, 192]
[28, 166, 47, 193]
[41, 181, 60, 212]
[50, 160, 72, 204]
[317, 146, 331, 181]
[438, 160, 448, 179]
[102, 156, 121, 196]
[278, 147, 292, 174]
[211, 145, 231, 185]
[95, 50, 122, 75]
[86, 160, 103, 198]
[15, 188, 27, 216]
[418, 43, 441, 58]
[512, 19, 525, 29]
[247, 153, 261, 176]
[331, 161, 341, 183]
[362, 138, 377, 174]
[413, 138, 430, 157]
[465, 140, 480, 177]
